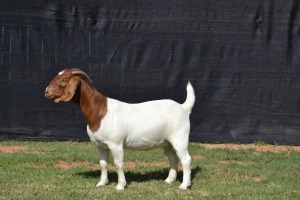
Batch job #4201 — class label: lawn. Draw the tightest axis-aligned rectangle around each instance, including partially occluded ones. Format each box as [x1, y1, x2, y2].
[0, 141, 299, 200]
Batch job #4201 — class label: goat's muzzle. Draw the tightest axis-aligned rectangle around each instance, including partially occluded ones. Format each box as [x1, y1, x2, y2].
[45, 87, 54, 99]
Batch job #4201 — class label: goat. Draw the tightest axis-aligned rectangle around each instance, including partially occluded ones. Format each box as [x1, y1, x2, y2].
[45, 68, 195, 190]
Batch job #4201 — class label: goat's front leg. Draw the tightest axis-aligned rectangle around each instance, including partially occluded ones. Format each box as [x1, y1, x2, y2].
[109, 144, 127, 190]
[96, 147, 109, 187]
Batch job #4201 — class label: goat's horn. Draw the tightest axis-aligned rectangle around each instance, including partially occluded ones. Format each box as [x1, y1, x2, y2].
[71, 68, 92, 83]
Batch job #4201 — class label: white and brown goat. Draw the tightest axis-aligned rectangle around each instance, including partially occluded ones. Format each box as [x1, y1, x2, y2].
[45, 68, 195, 190]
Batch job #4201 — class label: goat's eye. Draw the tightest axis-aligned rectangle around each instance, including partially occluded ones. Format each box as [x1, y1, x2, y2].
[60, 79, 69, 87]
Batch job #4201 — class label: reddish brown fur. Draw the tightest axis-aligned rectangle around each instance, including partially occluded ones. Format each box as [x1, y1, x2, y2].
[45, 69, 107, 132]
[72, 78, 107, 132]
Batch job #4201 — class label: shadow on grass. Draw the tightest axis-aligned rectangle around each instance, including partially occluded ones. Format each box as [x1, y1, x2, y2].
[76, 166, 201, 187]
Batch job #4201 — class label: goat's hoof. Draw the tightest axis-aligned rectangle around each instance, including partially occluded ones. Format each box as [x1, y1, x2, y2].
[96, 180, 109, 187]
[115, 184, 125, 190]
[179, 182, 191, 190]
[165, 177, 176, 184]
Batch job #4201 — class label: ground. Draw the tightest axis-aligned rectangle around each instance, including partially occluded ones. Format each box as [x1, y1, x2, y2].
[0, 145, 27, 153]
[1, 143, 299, 170]
[200, 143, 300, 153]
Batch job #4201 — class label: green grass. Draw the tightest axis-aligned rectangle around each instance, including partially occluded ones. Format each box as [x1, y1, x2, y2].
[0, 141, 299, 200]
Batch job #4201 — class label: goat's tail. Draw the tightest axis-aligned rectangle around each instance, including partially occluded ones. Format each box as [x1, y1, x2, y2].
[182, 81, 195, 114]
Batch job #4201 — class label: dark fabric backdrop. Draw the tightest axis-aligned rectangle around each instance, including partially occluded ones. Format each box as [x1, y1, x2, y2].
[1, 0, 300, 145]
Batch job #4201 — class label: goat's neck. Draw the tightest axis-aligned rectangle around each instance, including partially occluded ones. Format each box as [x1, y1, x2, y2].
[72, 81, 108, 132]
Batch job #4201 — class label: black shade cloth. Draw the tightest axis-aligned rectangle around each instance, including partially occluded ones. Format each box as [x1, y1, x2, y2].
[1, 0, 300, 145]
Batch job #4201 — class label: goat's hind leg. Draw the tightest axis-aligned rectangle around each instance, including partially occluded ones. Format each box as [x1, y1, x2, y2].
[177, 149, 191, 190]
[170, 138, 191, 190]
[164, 146, 179, 184]
[96, 147, 109, 187]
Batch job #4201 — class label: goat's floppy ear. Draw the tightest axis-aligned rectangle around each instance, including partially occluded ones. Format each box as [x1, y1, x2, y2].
[55, 76, 80, 103]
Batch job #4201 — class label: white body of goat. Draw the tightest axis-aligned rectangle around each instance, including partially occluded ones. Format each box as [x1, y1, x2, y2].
[88, 98, 190, 150]
[87, 83, 195, 190]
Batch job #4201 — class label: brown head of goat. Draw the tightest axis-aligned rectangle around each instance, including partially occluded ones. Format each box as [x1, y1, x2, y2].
[45, 68, 107, 132]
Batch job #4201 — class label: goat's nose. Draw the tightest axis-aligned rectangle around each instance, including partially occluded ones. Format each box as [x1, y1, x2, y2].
[45, 87, 51, 97]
